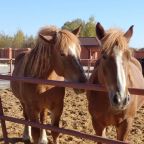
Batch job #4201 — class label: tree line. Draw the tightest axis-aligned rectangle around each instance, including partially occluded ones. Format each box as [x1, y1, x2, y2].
[0, 16, 96, 48]
[0, 30, 36, 48]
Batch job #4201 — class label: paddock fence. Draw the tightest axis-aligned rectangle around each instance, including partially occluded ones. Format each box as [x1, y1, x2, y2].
[0, 58, 96, 77]
[0, 48, 144, 143]
[0, 47, 144, 77]
[0, 75, 144, 144]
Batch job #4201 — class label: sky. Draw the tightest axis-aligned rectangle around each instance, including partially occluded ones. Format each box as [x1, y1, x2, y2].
[0, 0, 144, 48]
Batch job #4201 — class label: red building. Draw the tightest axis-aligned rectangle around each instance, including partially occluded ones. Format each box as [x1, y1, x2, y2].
[79, 37, 100, 59]
[79, 37, 100, 66]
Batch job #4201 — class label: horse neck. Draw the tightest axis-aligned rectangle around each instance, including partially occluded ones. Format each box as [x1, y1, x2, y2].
[127, 58, 144, 87]
[130, 57, 142, 72]
[89, 59, 103, 84]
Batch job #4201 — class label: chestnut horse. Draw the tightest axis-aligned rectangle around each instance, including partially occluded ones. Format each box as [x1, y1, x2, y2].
[137, 57, 144, 75]
[87, 23, 144, 143]
[11, 26, 87, 144]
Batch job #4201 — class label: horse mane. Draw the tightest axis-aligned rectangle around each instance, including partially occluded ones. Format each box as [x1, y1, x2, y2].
[23, 26, 57, 78]
[23, 25, 80, 78]
[101, 28, 130, 56]
[55, 29, 80, 53]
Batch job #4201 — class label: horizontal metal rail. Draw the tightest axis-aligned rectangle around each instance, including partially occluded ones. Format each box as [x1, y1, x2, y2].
[0, 74, 144, 144]
[0, 58, 15, 61]
[0, 74, 144, 95]
[0, 115, 128, 144]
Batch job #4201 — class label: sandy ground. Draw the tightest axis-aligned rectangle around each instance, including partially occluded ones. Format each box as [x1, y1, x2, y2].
[0, 88, 144, 144]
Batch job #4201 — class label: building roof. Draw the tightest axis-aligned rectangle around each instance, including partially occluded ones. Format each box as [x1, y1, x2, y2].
[79, 37, 100, 47]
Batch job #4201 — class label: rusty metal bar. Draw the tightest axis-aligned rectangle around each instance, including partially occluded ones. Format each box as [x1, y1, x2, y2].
[0, 58, 14, 75]
[0, 58, 15, 61]
[89, 59, 92, 77]
[9, 59, 13, 75]
[87, 59, 90, 78]
[0, 97, 9, 144]
[0, 74, 106, 91]
[0, 74, 144, 96]
[0, 115, 128, 144]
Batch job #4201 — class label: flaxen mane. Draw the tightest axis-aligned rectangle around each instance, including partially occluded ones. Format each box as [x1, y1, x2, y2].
[23, 26, 57, 78]
[102, 29, 130, 55]
[22, 26, 80, 78]
[56, 29, 80, 51]
[101, 28, 142, 71]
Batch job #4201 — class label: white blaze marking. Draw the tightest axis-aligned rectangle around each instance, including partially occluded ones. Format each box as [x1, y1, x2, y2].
[114, 46, 126, 99]
[69, 44, 77, 57]
[68, 43, 82, 68]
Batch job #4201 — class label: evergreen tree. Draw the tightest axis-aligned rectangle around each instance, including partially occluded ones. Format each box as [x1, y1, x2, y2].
[62, 18, 85, 36]
[23, 35, 36, 48]
[12, 30, 25, 48]
[83, 16, 96, 37]
[62, 16, 96, 37]
[0, 33, 13, 48]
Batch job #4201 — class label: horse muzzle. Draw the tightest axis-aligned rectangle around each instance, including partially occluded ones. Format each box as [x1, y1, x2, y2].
[110, 92, 131, 111]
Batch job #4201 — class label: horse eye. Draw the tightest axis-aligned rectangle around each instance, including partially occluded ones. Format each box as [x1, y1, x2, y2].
[102, 54, 107, 59]
[60, 53, 66, 57]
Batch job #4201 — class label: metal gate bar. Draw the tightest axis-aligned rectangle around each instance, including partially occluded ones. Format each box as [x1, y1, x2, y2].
[0, 75, 144, 95]
[0, 74, 144, 143]
[0, 115, 128, 144]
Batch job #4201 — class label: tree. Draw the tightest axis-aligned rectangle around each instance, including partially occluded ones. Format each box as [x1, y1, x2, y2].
[0, 33, 13, 48]
[62, 18, 85, 36]
[12, 30, 25, 48]
[83, 16, 96, 37]
[62, 16, 96, 37]
[23, 35, 36, 48]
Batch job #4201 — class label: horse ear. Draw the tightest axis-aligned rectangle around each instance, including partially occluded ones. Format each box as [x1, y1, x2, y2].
[72, 25, 82, 36]
[124, 25, 134, 42]
[39, 34, 54, 43]
[96, 22, 105, 40]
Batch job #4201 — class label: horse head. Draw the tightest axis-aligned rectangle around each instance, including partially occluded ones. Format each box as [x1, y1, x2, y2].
[96, 22, 134, 111]
[37, 25, 87, 83]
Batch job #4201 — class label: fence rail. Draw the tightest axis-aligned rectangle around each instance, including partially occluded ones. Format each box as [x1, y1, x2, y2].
[0, 75, 144, 95]
[0, 74, 144, 144]
[0, 115, 127, 144]
[0, 58, 14, 75]
[0, 58, 96, 76]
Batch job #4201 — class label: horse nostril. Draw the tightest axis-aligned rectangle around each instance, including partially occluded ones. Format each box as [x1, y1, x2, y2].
[127, 95, 130, 101]
[124, 95, 130, 105]
[113, 94, 121, 105]
[79, 75, 87, 83]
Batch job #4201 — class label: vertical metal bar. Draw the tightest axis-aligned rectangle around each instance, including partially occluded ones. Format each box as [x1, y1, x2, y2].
[89, 49, 92, 78]
[0, 96, 9, 144]
[90, 59, 91, 76]
[87, 59, 90, 78]
[9, 59, 12, 75]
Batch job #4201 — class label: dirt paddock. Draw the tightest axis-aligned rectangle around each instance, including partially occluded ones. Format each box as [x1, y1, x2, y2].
[0, 88, 144, 144]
